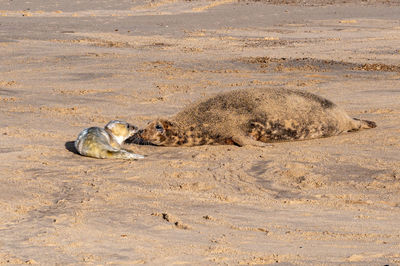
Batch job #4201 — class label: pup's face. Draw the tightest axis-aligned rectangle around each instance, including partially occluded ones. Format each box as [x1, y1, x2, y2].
[105, 120, 138, 144]
[136, 119, 177, 146]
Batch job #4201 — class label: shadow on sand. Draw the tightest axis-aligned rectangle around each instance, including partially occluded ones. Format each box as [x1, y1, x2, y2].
[65, 141, 79, 155]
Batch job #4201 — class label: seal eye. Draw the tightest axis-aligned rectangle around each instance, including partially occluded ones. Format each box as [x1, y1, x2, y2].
[155, 124, 164, 133]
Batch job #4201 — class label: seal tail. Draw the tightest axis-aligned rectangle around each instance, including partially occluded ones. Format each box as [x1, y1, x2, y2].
[353, 118, 377, 129]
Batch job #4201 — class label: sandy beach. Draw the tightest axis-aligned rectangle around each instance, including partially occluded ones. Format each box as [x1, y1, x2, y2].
[1, 0, 400, 264]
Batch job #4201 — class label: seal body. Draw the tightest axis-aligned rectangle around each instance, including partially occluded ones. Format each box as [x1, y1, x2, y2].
[75, 120, 145, 159]
[129, 88, 376, 147]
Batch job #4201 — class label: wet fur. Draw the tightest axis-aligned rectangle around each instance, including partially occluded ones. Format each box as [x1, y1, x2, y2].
[129, 88, 376, 147]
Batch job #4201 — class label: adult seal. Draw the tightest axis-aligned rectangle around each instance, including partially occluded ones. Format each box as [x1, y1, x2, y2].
[128, 88, 376, 147]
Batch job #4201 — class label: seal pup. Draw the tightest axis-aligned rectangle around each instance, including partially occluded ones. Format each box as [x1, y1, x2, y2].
[128, 88, 376, 147]
[75, 120, 145, 159]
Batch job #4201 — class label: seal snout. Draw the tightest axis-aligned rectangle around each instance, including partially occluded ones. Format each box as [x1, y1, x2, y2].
[125, 130, 146, 145]
[130, 124, 139, 132]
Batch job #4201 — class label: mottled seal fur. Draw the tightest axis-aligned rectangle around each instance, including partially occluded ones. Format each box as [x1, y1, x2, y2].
[75, 120, 145, 159]
[128, 88, 376, 147]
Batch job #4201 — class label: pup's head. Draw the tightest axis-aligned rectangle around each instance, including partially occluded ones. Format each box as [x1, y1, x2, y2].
[105, 120, 139, 145]
[135, 119, 178, 146]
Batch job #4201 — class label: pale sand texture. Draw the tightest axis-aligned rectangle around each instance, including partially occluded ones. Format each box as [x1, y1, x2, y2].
[1, 0, 400, 264]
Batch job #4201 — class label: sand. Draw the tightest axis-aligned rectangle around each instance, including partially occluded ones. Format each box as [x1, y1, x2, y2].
[1, 0, 399, 264]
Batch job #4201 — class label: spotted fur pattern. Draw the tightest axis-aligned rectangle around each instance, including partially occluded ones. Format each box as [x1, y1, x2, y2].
[129, 88, 376, 147]
[247, 120, 340, 142]
[129, 120, 234, 147]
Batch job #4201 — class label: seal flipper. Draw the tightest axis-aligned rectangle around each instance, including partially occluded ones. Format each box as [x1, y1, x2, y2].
[107, 149, 145, 160]
[352, 118, 377, 130]
[230, 135, 272, 147]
